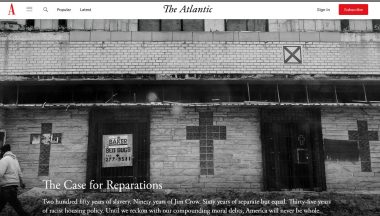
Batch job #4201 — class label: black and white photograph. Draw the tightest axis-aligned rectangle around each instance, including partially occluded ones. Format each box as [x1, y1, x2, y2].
[0, 2, 380, 215]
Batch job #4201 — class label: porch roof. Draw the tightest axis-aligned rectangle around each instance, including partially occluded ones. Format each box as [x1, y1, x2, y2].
[1, 101, 380, 109]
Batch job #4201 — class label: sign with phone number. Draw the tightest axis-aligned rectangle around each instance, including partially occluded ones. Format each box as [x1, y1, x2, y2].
[102, 134, 133, 168]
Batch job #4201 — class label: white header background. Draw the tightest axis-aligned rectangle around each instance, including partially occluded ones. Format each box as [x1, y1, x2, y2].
[0, 2, 377, 19]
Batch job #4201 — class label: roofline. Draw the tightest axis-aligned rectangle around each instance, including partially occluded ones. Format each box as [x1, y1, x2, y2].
[2, 101, 380, 109]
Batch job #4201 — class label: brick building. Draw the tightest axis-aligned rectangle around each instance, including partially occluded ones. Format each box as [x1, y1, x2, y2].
[0, 19, 380, 192]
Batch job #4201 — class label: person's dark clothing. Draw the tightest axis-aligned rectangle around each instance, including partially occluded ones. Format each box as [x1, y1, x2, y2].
[0, 185, 29, 216]
[0, 148, 29, 216]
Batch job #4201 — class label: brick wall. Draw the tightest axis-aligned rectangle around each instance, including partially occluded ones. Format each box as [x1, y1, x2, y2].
[1, 32, 380, 76]
[3, 109, 89, 188]
[150, 107, 262, 192]
[321, 107, 380, 191]
[2, 106, 379, 191]
[3, 106, 262, 191]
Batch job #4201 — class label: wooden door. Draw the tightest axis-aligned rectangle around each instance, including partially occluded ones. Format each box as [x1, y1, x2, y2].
[86, 108, 150, 191]
[290, 122, 314, 189]
[261, 108, 325, 191]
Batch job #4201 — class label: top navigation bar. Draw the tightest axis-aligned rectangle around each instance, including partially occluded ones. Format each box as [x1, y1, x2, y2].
[0, 2, 378, 19]
[2, 0, 380, 2]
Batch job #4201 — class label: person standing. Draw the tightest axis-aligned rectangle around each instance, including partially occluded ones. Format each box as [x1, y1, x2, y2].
[0, 144, 30, 216]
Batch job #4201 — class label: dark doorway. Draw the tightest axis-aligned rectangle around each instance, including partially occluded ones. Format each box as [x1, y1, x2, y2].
[261, 108, 325, 191]
[86, 108, 150, 191]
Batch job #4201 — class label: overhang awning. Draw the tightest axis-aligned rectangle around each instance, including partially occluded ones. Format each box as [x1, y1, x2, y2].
[1, 81, 380, 106]
[1, 101, 380, 109]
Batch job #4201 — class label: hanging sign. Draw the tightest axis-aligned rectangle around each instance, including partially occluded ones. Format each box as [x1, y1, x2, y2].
[102, 134, 133, 168]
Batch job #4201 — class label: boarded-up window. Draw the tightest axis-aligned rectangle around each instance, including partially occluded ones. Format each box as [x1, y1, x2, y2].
[58, 19, 67, 31]
[341, 20, 350, 32]
[25, 19, 35, 28]
[138, 20, 204, 31]
[373, 20, 380, 32]
[247, 20, 268, 31]
[161, 20, 181, 31]
[138, 20, 160, 31]
[226, 20, 247, 31]
[324, 139, 359, 161]
[366, 84, 380, 101]
[183, 20, 204, 31]
[226, 19, 268, 31]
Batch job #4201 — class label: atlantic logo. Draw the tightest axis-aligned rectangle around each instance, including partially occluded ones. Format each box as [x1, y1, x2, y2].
[8, 3, 16, 15]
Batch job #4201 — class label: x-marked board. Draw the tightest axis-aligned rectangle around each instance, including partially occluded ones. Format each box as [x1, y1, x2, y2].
[283, 46, 302, 63]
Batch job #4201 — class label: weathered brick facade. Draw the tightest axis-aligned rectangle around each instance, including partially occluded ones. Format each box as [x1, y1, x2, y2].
[1, 19, 380, 192]
[1, 106, 379, 191]
[150, 107, 262, 192]
[0, 107, 263, 191]
[0, 32, 380, 76]
[2, 109, 89, 187]
[322, 108, 380, 191]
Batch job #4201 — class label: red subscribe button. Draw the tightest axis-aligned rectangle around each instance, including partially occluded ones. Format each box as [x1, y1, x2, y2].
[339, 4, 368, 15]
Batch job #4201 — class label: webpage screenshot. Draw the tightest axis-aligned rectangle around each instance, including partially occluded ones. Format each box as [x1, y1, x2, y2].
[0, 1, 379, 216]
